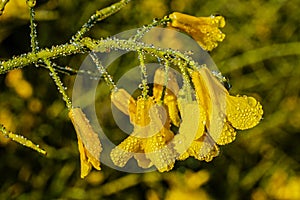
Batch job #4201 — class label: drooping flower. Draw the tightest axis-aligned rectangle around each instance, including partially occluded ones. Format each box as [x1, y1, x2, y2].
[110, 89, 176, 172]
[172, 86, 219, 161]
[190, 66, 263, 145]
[168, 12, 226, 51]
[69, 108, 102, 178]
[172, 65, 263, 161]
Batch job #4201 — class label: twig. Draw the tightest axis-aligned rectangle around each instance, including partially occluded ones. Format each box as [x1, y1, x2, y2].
[71, 0, 131, 42]
[0, 124, 46, 155]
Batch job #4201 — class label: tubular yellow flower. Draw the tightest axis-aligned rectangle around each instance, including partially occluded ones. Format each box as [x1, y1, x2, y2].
[168, 12, 225, 51]
[172, 88, 219, 161]
[110, 89, 176, 172]
[191, 67, 263, 145]
[69, 108, 102, 178]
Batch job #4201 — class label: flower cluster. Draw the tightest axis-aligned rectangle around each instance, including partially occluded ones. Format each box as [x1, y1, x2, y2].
[108, 12, 263, 172]
[69, 12, 263, 176]
[110, 66, 263, 172]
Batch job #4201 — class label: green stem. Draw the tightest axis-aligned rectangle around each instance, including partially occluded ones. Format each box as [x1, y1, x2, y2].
[130, 17, 171, 41]
[71, 0, 131, 42]
[0, 37, 201, 75]
[29, 7, 39, 53]
[0, 124, 46, 155]
[0, 42, 86, 74]
[44, 59, 72, 109]
[137, 50, 149, 97]
[90, 52, 116, 90]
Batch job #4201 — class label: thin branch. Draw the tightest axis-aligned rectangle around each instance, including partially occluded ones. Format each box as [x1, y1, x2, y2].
[0, 37, 202, 75]
[29, 7, 39, 53]
[44, 59, 72, 109]
[129, 17, 171, 41]
[137, 50, 149, 97]
[0, 124, 46, 155]
[90, 52, 116, 90]
[0, 42, 87, 74]
[71, 0, 131, 42]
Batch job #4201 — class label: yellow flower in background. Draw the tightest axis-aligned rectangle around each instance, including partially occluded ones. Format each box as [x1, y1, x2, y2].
[168, 12, 225, 51]
[69, 108, 102, 178]
[110, 90, 176, 172]
[5, 69, 33, 99]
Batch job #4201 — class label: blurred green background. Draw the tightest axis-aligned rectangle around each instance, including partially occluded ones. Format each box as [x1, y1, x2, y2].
[1, 0, 300, 199]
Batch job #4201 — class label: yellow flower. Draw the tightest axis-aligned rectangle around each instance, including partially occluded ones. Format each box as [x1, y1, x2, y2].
[168, 12, 225, 51]
[110, 90, 176, 172]
[191, 67, 263, 145]
[69, 108, 102, 178]
[172, 88, 219, 161]
[172, 66, 262, 161]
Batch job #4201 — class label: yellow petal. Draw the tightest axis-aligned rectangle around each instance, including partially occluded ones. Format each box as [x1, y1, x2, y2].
[173, 88, 207, 160]
[111, 88, 136, 121]
[134, 96, 155, 127]
[143, 104, 176, 172]
[69, 108, 102, 178]
[153, 68, 180, 126]
[190, 70, 212, 118]
[133, 153, 153, 169]
[169, 12, 225, 51]
[187, 133, 219, 162]
[173, 135, 190, 160]
[111, 98, 176, 171]
[173, 133, 219, 162]
[191, 66, 263, 143]
[177, 96, 205, 140]
[163, 93, 180, 127]
[226, 95, 263, 130]
[191, 67, 227, 143]
[143, 127, 176, 172]
[216, 121, 236, 145]
[110, 133, 142, 167]
[77, 136, 92, 178]
[153, 67, 179, 99]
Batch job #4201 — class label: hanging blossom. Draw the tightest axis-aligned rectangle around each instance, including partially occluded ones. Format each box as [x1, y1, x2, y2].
[110, 69, 180, 172]
[172, 86, 220, 161]
[69, 108, 102, 178]
[172, 66, 263, 161]
[168, 12, 226, 51]
[110, 90, 177, 172]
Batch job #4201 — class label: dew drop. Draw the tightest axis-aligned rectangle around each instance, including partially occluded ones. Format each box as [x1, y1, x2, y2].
[138, 84, 144, 90]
